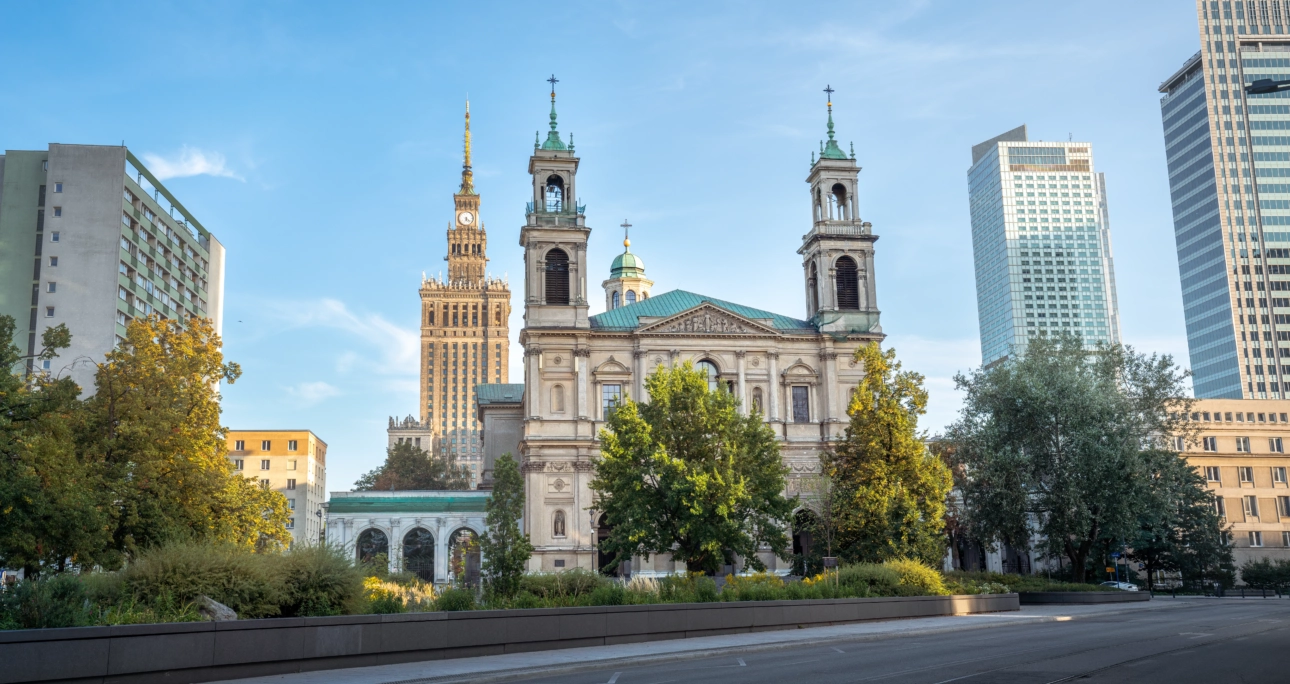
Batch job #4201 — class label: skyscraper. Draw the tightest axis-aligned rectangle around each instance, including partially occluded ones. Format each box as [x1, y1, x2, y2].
[1159, 1, 1290, 399]
[0, 144, 225, 393]
[416, 102, 511, 486]
[967, 126, 1121, 365]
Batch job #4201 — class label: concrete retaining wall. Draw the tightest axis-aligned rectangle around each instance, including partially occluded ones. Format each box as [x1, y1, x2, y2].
[0, 593, 1017, 684]
[1019, 591, 1150, 605]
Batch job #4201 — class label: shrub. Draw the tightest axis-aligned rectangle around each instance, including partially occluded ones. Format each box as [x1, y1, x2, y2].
[722, 572, 785, 602]
[121, 540, 282, 618]
[884, 559, 949, 596]
[656, 573, 719, 603]
[837, 563, 901, 595]
[360, 553, 390, 580]
[435, 587, 476, 611]
[276, 545, 365, 617]
[0, 574, 93, 629]
[518, 569, 607, 602]
[587, 583, 627, 606]
[363, 577, 406, 614]
[944, 571, 1106, 593]
[1240, 558, 1290, 590]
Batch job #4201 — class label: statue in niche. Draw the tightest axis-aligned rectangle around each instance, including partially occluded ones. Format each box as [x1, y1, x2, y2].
[553, 510, 566, 537]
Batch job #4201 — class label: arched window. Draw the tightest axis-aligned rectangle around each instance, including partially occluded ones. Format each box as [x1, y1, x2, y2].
[752, 387, 764, 415]
[695, 360, 720, 392]
[545, 175, 565, 212]
[625, 290, 636, 304]
[495, 305, 503, 324]
[641, 292, 648, 300]
[402, 528, 435, 582]
[356, 528, 389, 565]
[553, 510, 566, 537]
[611, 291, 620, 309]
[807, 263, 819, 315]
[831, 183, 848, 220]
[836, 256, 860, 310]
[545, 249, 570, 305]
[552, 384, 565, 413]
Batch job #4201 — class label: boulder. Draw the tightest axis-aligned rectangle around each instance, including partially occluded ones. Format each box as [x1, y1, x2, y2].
[198, 595, 238, 621]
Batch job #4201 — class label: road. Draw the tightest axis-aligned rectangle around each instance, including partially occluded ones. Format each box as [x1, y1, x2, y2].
[514, 599, 1290, 684]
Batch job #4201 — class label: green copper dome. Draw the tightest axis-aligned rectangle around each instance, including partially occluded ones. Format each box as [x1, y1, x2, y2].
[610, 248, 645, 278]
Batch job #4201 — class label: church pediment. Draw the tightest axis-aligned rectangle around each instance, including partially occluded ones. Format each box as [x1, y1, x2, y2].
[636, 304, 778, 336]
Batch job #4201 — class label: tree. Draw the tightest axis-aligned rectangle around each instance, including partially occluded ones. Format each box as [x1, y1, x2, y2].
[353, 441, 470, 491]
[948, 334, 1192, 583]
[824, 343, 951, 566]
[83, 315, 290, 553]
[1127, 449, 1232, 591]
[479, 453, 532, 597]
[590, 362, 794, 575]
[0, 317, 114, 576]
[1240, 558, 1290, 591]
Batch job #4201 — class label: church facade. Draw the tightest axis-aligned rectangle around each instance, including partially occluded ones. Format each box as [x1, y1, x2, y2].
[478, 85, 886, 575]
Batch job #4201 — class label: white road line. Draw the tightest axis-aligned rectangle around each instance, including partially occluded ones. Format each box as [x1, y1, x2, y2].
[607, 672, 621, 683]
[737, 658, 746, 667]
[832, 647, 846, 654]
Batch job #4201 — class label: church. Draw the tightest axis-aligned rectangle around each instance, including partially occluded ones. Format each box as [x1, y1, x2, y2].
[474, 81, 887, 576]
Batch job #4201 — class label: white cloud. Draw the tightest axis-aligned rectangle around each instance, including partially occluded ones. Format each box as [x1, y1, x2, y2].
[265, 298, 419, 375]
[284, 381, 341, 406]
[141, 146, 244, 181]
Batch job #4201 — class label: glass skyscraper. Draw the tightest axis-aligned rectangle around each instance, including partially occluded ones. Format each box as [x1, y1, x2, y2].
[967, 125, 1122, 365]
[1159, 1, 1290, 399]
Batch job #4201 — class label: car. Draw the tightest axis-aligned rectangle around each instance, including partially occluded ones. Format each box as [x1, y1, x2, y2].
[1100, 581, 1140, 591]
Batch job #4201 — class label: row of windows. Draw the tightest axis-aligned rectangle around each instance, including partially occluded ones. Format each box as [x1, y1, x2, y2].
[1193, 435, 1288, 453]
[232, 458, 302, 472]
[1202, 464, 1289, 484]
[1211, 495, 1290, 525]
[232, 439, 300, 451]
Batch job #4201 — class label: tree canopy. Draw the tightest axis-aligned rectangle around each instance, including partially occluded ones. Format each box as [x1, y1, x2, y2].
[590, 362, 794, 575]
[479, 453, 532, 597]
[353, 441, 470, 491]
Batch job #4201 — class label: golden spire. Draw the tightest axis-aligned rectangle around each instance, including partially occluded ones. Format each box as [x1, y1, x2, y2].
[459, 98, 475, 195]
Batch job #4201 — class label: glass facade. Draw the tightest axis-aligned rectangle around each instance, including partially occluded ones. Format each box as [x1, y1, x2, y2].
[968, 130, 1122, 365]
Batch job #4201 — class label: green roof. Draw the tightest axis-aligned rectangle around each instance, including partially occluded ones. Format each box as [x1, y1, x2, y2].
[476, 383, 525, 405]
[589, 290, 814, 333]
[327, 495, 489, 514]
[610, 250, 645, 278]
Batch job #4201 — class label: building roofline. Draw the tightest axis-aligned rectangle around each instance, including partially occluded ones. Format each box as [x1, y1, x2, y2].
[1159, 51, 1203, 94]
[970, 125, 1028, 165]
[227, 429, 328, 446]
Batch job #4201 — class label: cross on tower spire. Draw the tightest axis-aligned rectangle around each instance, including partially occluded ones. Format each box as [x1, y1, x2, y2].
[621, 219, 632, 249]
[824, 84, 835, 107]
[539, 74, 568, 151]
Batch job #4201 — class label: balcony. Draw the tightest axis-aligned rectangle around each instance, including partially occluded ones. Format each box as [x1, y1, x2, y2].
[525, 201, 586, 217]
[804, 221, 872, 240]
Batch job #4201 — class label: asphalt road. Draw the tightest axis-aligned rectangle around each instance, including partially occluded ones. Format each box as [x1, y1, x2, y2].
[516, 599, 1290, 684]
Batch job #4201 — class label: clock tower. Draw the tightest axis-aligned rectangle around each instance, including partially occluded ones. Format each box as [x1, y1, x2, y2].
[414, 99, 512, 488]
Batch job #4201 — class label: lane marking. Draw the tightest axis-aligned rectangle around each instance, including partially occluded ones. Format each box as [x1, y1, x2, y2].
[832, 647, 846, 654]
[607, 672, 621, 684]
[737, 658, 746, 667]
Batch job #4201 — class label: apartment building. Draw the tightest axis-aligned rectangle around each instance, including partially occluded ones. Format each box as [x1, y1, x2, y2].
[1180, 399, 1290, 571]
[227, 430, 328, 547]
[0, 144, 224, 392]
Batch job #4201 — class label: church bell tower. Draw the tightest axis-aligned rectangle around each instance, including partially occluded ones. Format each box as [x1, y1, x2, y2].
[798, 87, 881, 335]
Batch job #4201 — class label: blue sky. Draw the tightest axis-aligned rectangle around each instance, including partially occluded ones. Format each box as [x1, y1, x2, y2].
[1, 1, 1200, 491]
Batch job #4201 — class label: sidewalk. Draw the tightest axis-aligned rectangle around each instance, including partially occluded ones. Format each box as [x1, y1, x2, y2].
[215, 600, 1190, 684]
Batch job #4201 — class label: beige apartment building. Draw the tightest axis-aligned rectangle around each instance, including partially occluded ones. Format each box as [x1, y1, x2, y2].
[1181, 400, 1290, 572]
[227, 430, 327, 547]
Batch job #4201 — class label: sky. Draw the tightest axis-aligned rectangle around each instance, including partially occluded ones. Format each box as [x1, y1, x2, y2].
[0, 1, 1201, 492]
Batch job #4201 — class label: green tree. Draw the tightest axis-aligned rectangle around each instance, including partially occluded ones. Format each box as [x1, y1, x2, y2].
[1127, 449, 1232, 591]
[1240, 557, 1290, 591]
[948, 335, 1191, 582]
[590, 362, 793, 575]
[0, 317, 114, 576]
[479, 453, 532, 598]
[353, 441, 470, 491]
[825, 343, 951, 566]
[84, 315, 290, 553]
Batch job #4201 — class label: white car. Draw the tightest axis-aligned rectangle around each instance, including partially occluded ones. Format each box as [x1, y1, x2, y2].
[1100, 581, 1140, 591]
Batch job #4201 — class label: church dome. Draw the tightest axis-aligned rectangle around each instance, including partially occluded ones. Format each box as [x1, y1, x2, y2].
[610, 249, 645, 278]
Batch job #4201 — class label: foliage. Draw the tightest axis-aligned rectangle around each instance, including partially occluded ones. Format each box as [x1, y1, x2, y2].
[276, 544, 366, 617]
[591, 362, 794, 575]
[119, 540, 284, 618]
[354, 440, 470, 491]
[884, 558, 949, 596]
[1239, 558, 1290, 591]
[944, 571, 1110, 593]
[360, 553, 391, 580]
[1127, 449, 1233, 590]
[363, 577, 406, 614]
[948, 334, 1194, 582]
[0, 573, 94, 629]
[825, 344, 951, 566]
[518, 568, 605, 601]
[434, 587, 476, 611]
[479, 453, 533, 598]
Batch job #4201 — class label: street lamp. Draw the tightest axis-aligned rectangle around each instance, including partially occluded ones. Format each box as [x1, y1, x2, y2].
[1246, 78, 1290, 95]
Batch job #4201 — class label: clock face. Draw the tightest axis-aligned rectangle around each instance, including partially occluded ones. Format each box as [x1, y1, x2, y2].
[458, 212, 474, 225]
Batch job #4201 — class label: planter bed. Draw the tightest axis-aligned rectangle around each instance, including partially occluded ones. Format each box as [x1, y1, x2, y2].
[0, 593, 1018, 684]
[1019, 591, 1150, 605]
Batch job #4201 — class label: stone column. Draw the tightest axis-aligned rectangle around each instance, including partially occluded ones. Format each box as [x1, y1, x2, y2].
[389, 518, 402, 575]
[526, 347, 541, 418]
[535, 256, 546, 305]
[821, 350, 839, 423]
[574, 243, 586, 304]
[634, 350, 647, 402]
[576, 349, 590, 419]
[767, 352, 779, 421]
[736, 351, 747, 415]
[434, 517, 449, 584]
[866, 251, 878, 311]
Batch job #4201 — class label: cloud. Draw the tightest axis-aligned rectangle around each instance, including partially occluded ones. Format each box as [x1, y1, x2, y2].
[141, 146, 244, 181]
[284, 381, 341, 406]
[264, 298, 419, 375]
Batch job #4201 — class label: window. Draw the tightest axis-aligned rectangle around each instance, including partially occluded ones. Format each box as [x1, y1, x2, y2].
[1271, 437, 1285, 453]
[611, 291, 620, 309]
[44, 307, 54, 318]
[288, 498, 296, 510]
[286, 479, 297, 490]
[1173, 436, 1186, 451]
[626, 290, 636, 304]
[1215, 497, 1227, 519]
[602, 384, 622, 416]
[1276, 467, 1288, 485]
[792, 386, 810, 423]
[1240, 466, 1254, 483]
[288, 440, 298, 451]
[234, 440, 245, 451]
[260, 459, 271, 470]
[287, 459, 297, 471]
[1249, 531, 1263, 547]
[259, 479, 270, 488]
[695, 360, 720, 392]
[544, 249, 570, 305]
[261, 440, 271, 450]
[50, 231, 59, 242]
[285, 518, 295, 530]
[232, 459, 243, 470]
[1244, 495, 1259, 519]
[53, 182, 62, 193]
[835, 256, 860, 310]
[46, 282, 56, 293]
[48, 256, 57, 267]
[1203, 436, 1218, 451]
[52, 207, 61, 217]
[1205, 466, 1222, 483]
[1236, 436, 1251, 452]
[1284, 531, 1290, 548]
[1280, 496, 1290, 518]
